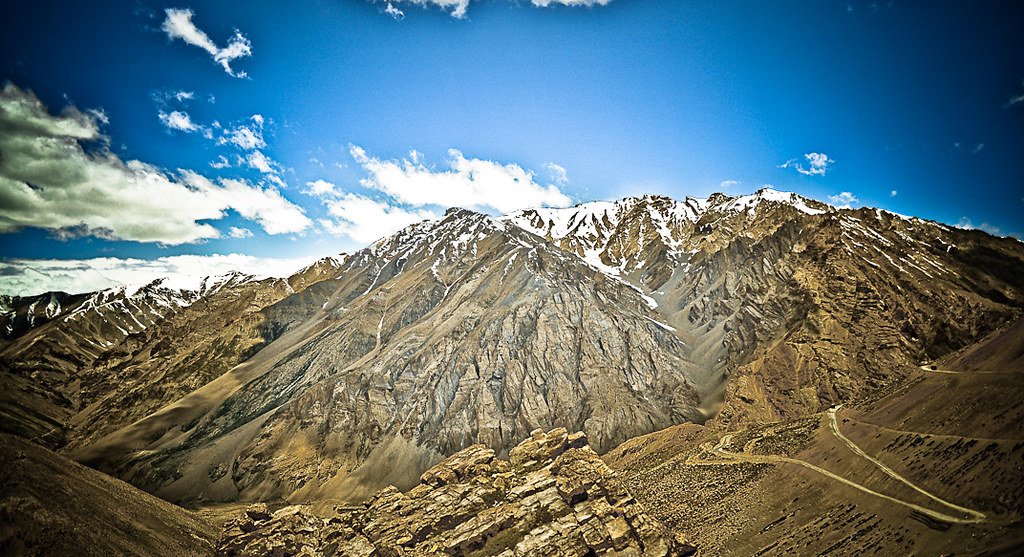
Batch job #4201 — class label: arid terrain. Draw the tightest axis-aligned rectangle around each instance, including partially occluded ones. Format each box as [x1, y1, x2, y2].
[2, 191, 1023, 556]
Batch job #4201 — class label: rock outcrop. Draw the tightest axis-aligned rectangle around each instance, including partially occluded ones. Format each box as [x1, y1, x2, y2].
[217, 428, 696, 557]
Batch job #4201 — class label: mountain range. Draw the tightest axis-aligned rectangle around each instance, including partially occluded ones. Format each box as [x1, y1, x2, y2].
[2, 188, 1022, 556]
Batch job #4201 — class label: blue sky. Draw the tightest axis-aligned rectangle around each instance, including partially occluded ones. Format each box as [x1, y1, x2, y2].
[1, 0, 1022, 293]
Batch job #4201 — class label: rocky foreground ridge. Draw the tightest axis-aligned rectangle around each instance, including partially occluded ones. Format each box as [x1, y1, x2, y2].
[217, 428, 696, 557]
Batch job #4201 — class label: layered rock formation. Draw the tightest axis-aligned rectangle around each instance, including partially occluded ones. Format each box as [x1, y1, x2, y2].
[217, 428, 696, 557]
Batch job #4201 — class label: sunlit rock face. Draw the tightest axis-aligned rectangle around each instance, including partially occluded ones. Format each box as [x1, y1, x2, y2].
[215, 428, 698, 557]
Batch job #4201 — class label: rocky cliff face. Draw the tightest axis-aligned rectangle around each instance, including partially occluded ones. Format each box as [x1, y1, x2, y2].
[74, 208, 703, 504]
[508, 189, 1024, 423]
[216, 428, 697, 557]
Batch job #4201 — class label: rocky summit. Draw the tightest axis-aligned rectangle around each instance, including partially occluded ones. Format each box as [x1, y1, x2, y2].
[216, 428, 697, 557]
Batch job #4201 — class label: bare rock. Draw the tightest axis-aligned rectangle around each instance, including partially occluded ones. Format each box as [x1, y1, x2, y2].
[216, 429, 695, 556]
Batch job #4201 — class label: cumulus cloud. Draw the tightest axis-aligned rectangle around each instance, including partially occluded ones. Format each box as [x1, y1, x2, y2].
[0, 82, 310, 244]
[303, 179, 339, 197]
[890, 189, 898, 197]
[162, 8, 252, 77]
[350, 146, 571, 213]
[780, 152, 835, 176]
[319, 195, 436, 244]
[0, 254, 319, 296]
[375, 0, 610, 18]
[828, 191, 859, 209]
[304, 179, 435, 244]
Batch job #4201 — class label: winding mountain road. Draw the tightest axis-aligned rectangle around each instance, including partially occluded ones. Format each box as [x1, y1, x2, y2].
[689, 408, 987, 525]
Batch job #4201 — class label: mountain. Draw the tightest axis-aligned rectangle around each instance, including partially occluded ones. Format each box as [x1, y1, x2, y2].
[70, 208, 705, 504]
[507, 189, 1023, 424]
[0, 432, 216, 556]
[2, 188, 1022, 555]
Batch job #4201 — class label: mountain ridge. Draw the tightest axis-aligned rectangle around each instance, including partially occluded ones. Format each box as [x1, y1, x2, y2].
[2, 188, 1022, 509]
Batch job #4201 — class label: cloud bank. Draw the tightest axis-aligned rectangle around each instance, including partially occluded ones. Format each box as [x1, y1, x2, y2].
[0, 254, 318, 296]
[0, 82, 310, 244]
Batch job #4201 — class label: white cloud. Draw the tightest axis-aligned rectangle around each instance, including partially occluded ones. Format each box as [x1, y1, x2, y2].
[719, 180, 740, 189]
[174, 91, 194, 102]
[374, 0, 610, 17]
[162, 8, 252, 77]
[0, 254, 319, 296]
[973, 143, 985, 154]
[1005, 79, 1024, 108]
[780, 152, 835, 176]
[531, 0, 612, 6]
[179, 172, 308, 235]
[890, 189, 898, 197]
[304, 179, 436, 244]
[380, 0, 470, 17]
[210, 155, 232, 169]
[828, 191, 859, 209]
[318, 194, 437, 244]
[218, 115, 266, 150]
[955, 217, 1002, 236]
[304, 179, 339, 197]
[246, 150, 279, 174]
[546, 163, 569, 186]
[350, 146, 571, 213]
[158, 110, 210, 138]
[0, 82, 310, 244]
[228, 226, 253, 238]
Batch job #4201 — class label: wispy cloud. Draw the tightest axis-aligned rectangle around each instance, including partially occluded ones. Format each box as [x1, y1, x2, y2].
[158, 109, 212, 138]
[719, 179, 740, 189]
[546, 162, 569, 187]
[228, 226, 253, 238]
[956, 217, 1002, 237]
[890, 189, 898, 197]
[376, 0, 611, 18]
[218, 114, 266, 150]
[953, 142, 985, 155]
[162, 8, 252, 77]
[0, 82, 309, 244]
[350, 146, 571, 213]
[780, 152, 834, 176]
[1005, 79, 1024, 108]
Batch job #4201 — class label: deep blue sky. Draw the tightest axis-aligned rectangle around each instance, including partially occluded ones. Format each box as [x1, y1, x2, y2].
[1, 0, 1023, 269]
